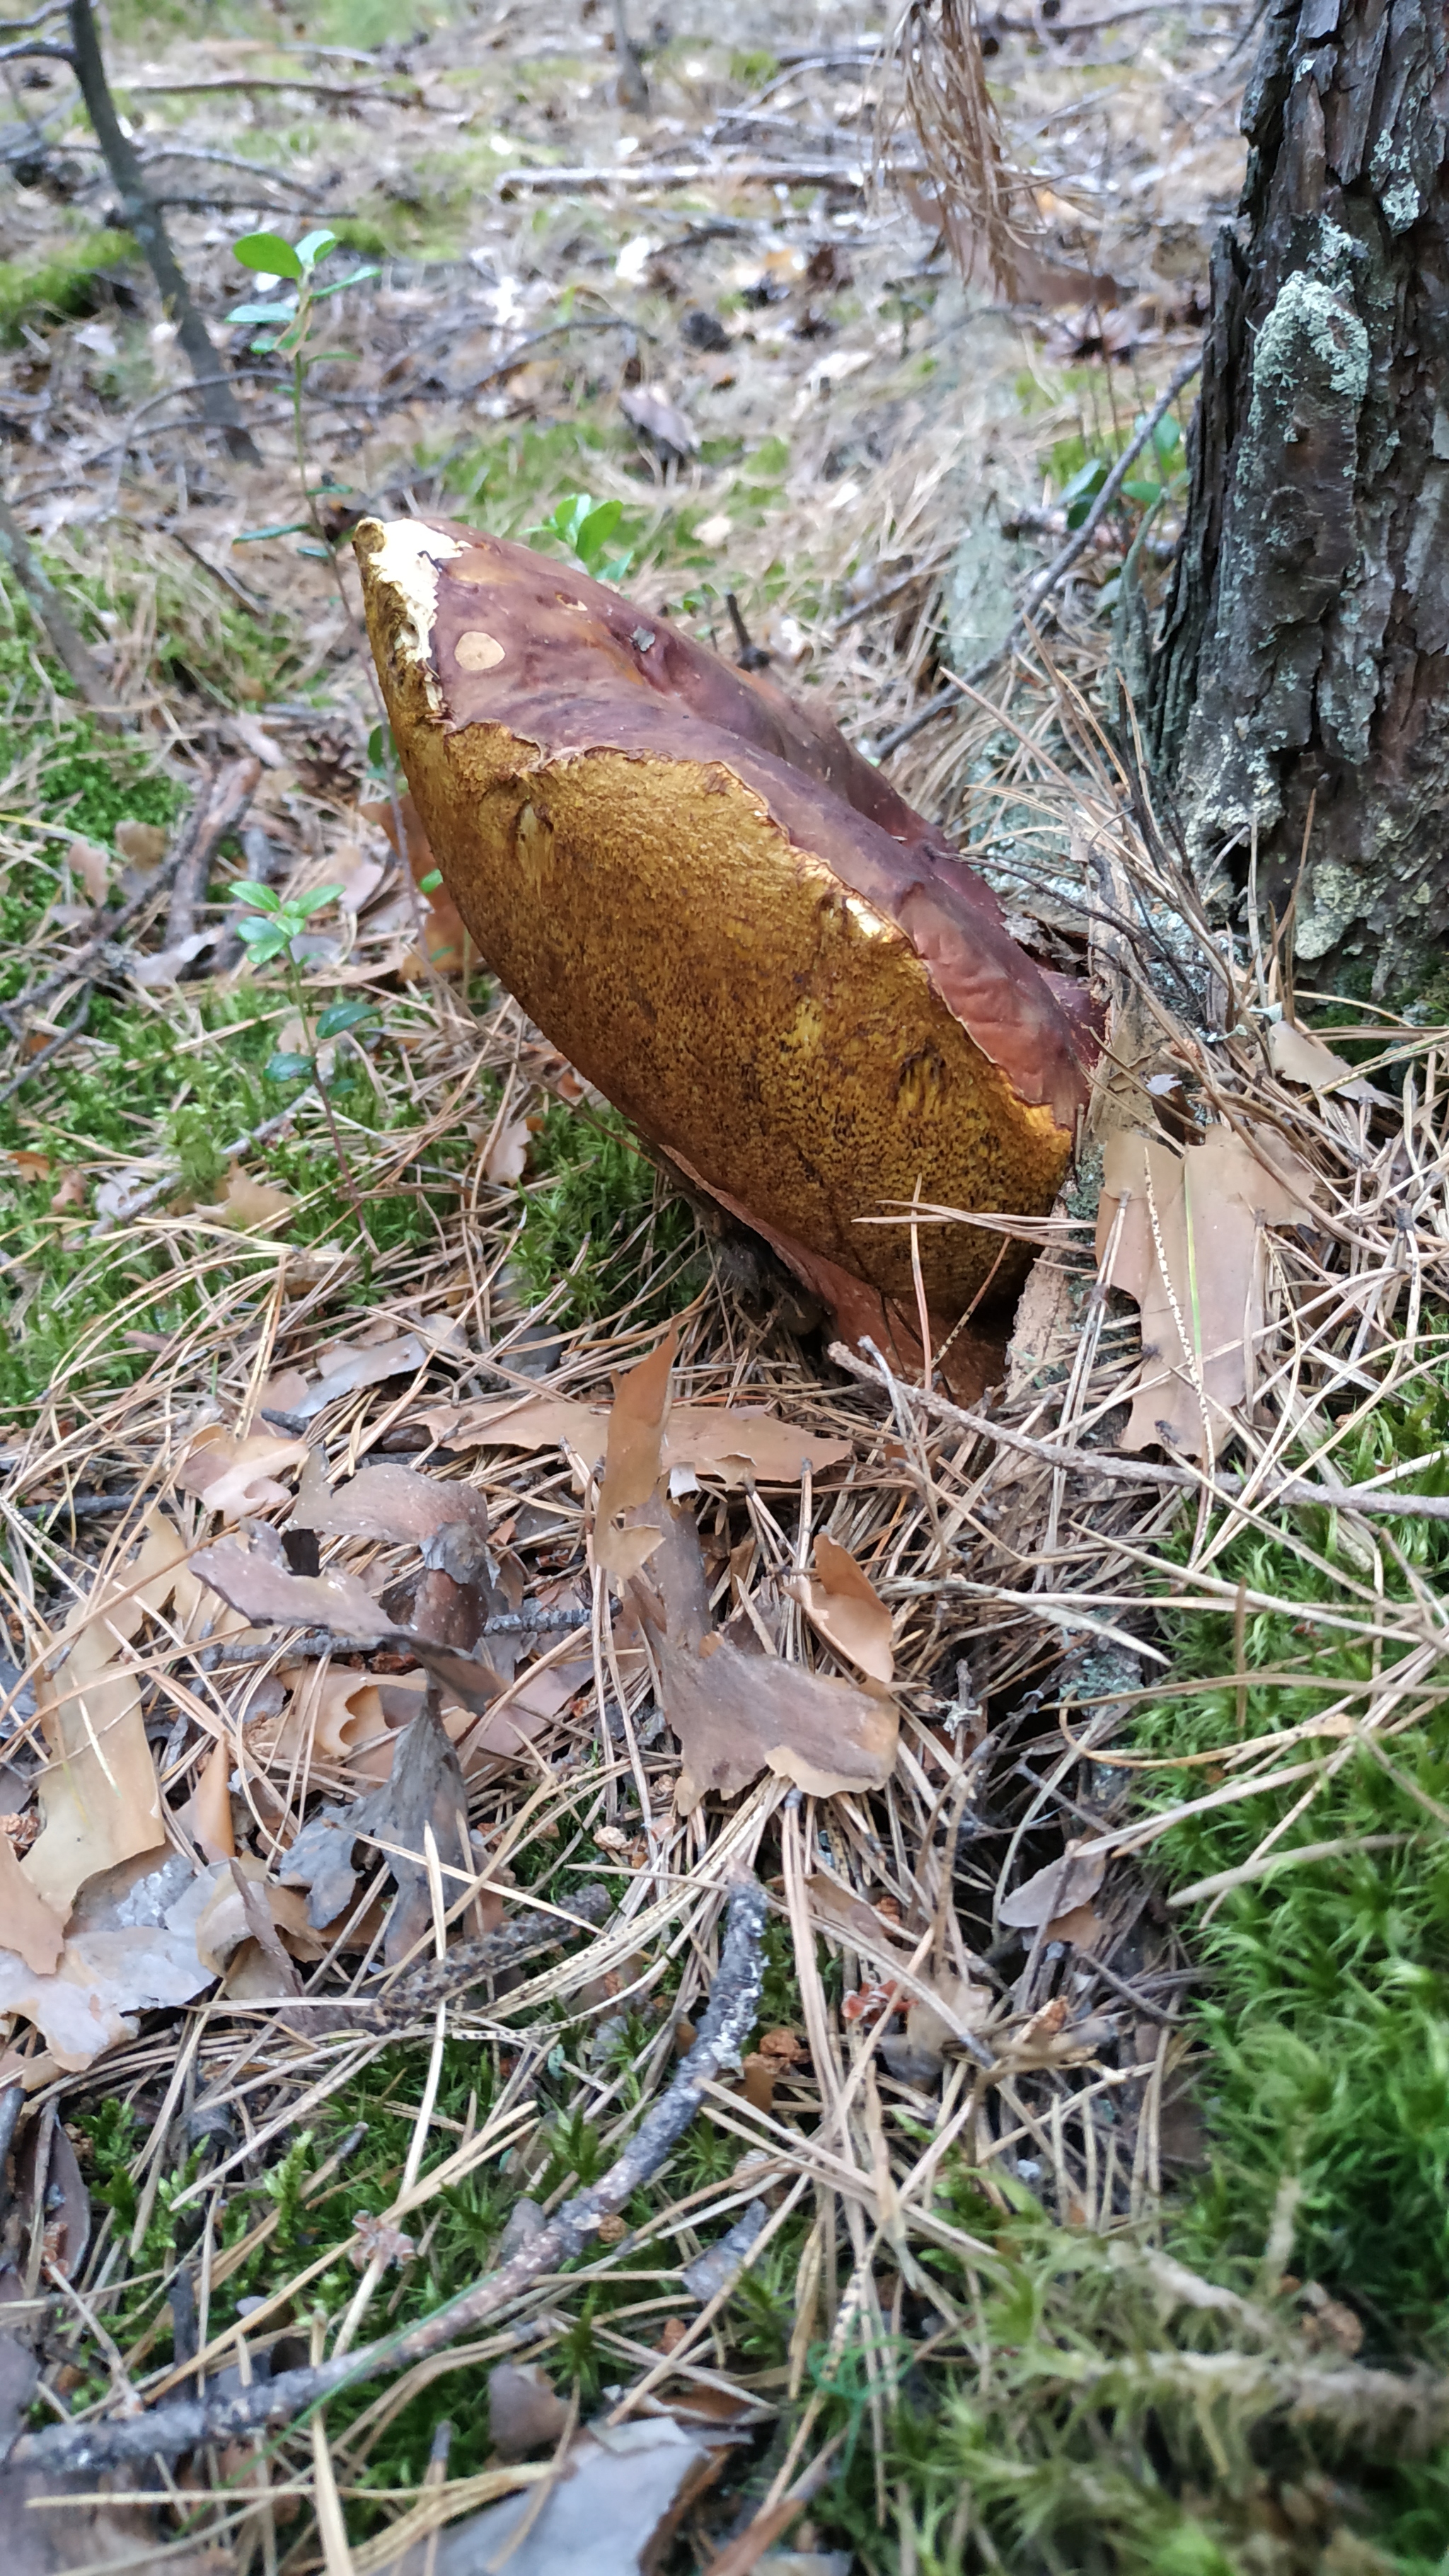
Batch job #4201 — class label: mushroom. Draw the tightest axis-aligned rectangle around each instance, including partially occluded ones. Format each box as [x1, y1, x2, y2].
[356, 516, 1095, 1360]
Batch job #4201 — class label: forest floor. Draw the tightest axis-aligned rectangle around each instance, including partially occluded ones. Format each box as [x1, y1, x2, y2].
[2, 4, 1449, 2572]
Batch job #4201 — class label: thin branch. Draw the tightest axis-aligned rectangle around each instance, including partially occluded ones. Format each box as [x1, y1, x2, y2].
[5, 1873, 767, 2477]
[872, 348, 1203, 756]
[66, 0, 258, 463]
[0, 492, 124, 724]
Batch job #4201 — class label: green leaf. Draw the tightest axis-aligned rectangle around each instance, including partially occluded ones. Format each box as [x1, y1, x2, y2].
[316, 1000, 375, 1039]
[1059, 456, 1107, 509]
[232, 231, 304, 279]
[296, 543, 333, 560]
[227, 299, 299, 327]
[238, 922, 287, 961]
[1121, 477, 1164, 505]
[265, 1050, 313, 1081]
[1151, 413, 1182, 461]
[234, 882, 282, 913]
[367, 722, 394, 770]
[418, 868, 443, 893]
[311, 267, 381, 301]
[291, 883, 345, 918]
[248, 337, 280, 357]
[235, 521, 310, 543]
[294, 227, 339, 270]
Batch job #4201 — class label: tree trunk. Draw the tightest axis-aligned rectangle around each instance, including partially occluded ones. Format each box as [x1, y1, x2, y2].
[1143, 0, 1449, 993]
[67, 0, 258, 465]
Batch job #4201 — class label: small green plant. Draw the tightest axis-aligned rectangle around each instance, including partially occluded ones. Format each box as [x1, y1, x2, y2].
[513, 1099, 700, 1327]
[233, 877, 377, 1245]
[1056, 411, 1187, 529]
[531, 492, 635, 584]
[229, 227, 379, 560]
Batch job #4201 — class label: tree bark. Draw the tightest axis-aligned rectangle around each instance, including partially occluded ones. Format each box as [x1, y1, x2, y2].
[1143, 0, 1449, 992]
[67, 0, 258, 464]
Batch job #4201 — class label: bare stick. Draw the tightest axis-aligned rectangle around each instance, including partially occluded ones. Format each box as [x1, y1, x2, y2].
[66, 0, 258, 463]
[0, 492, 123, 723]
[5, 1873, 766, 2478]
[872, 348, 1202, 757]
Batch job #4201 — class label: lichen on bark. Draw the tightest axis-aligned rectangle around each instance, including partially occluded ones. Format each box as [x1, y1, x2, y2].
[1143, 0, 1449, 990]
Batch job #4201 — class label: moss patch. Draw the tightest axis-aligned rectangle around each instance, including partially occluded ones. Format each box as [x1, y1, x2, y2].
[0, 230, 137, 341]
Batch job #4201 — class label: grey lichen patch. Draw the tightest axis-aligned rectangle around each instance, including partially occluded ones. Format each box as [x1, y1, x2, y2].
[1292, 857, 1368, 961]
[1252, 270, 1369, 410]
[1172, 262, 1368, 882]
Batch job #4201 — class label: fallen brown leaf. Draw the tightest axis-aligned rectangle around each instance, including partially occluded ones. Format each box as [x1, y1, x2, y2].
[1266, 1017, 1373, 1097]
[0, 1833, 64, 1976]
[789, 1532, 894, 1687]
[176, 1425, 309, 1516]
[425, 1391, 850, 1486]
[1096, 1124, 1315, 1460]
[197, 1162, 294, 1231]
[483, 1114, 533, 1186]
[487, 2360, 570, 2460]
[260, 1330, 427, 1424]
[636, 1503, 897, 1810]
[594, 1324, 678, 1578]
[192, 1735, 235, 1864]
[998, 1842, 1106, 1932]
[21, 1520, 195, 1916]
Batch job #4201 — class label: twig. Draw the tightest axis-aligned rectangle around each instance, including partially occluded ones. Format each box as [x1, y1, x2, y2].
[872, 347, 1202, 756]
[0, 491, 124, 723]
[122, 74, 422, 103]
[497, 156, 890, 195]
[6, 1873, 767, 2476]
[832, 1341, 1449, 1526]
[0, 983, 91, 1107]
[67, 0, 258, 463]
[166, 757, 262, 952]
[88, 1097, 317, 1238]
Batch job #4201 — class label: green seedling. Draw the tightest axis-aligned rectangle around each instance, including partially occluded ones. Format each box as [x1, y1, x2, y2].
[530, 492, 634, 585]
[233, 878, 376, 1249]
[229, 229, 379, 559]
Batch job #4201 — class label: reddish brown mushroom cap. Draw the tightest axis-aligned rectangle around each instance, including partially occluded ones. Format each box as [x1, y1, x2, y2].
[357, 514, 1094, 1329]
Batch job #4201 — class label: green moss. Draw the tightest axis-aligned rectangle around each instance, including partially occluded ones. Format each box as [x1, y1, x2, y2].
[512, 1099, 701, 1328]
[0, 230, 137, 341]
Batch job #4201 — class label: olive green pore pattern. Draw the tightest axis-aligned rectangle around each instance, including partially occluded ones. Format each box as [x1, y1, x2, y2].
[367, 594, 1070, 1318]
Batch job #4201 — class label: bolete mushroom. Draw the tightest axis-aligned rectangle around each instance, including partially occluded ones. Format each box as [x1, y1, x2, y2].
[356, 516, 1095, 1354]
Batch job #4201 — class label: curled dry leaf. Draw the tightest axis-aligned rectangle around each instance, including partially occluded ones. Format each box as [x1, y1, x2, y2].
[0, 1832, 64, 1977]
[998, 1841, 1107, 1933]
[423, 1389, 850, 1487]
[788, 1532, 894, 1687]
[1266, 1016, 1375, 1098]
[350, 2211, 416, 2274]
[385, 2418, 713, 2576]
[634, 1502, 896, 1811]
[1096, 1124, 1315, 1462]
[483, 1114, 533, 1186]
[356, 518, 1094, 1348]
[260, 1329, 428, 1425]
[487, 2360, 570, 2460]
[196, 1163, 294, 1232]
[176, 1425, 309, 1517]
[594, 1325, 677, 1578]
